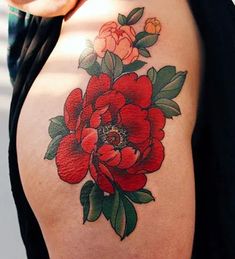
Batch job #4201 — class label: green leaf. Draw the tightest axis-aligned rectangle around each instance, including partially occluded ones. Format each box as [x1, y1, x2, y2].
[103, 195, 114, 220]
[155, 98, 181, 118]
[80, 181, 94, 223]
[122, 60, 146, 73]
[79, 48, 97, 69]
[118, 13, 127, 25]
[147, 67, 157, 85]
[139, 48, 151, 57]
[87, 184, 104, 222]
[126, 7, 144, 25]
[86, 39, 94, 49]
[155, 66, 176, 93]
[110, 190, 137, 239]
[44, 135, 63, 160]
[125, 189, 155, 204]
[86, 61, 101, 76]
[48, 116, 69, 139]
[135, 33, 158, 49]
[121, 195, 137, 237]
[156, 71, 187, 100]
[135, 31, 149, 42]
[101, 51, 123, 80]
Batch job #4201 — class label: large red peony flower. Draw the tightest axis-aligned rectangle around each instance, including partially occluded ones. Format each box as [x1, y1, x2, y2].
[56, 73, 165, 194]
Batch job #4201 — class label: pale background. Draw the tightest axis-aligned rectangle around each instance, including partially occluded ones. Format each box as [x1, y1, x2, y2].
[0, 1, 27, 258]
[0, 1, 234, 259]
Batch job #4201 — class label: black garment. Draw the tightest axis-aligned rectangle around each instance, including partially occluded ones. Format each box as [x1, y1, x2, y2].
[190, 0, 235, 258]
[9, 16, 63, 259]
[8, 1, 235, 259]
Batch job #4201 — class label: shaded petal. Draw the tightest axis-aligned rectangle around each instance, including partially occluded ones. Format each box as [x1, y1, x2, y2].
[99, 21, 118, 35]
[128, 139, 165, 174]
[64, 88, 83, 130]
[119, 104, 150, 143]
[112, 170, 147, 192]
[84, 74, 111, 107]
[121, 25, 136, 42]
[148, 108, 166, 140]
[97, 144, 121, 166]
[90, 162, 114, 193]
[113, 73, 152, 108]
[56, 134, 90, 184]
[114, 37, 132, 60]
[117, 146, 139, 169]
[81, 128, 98, 153]
[90, 106, 109, 128]
[95, 90, 126, 117]
[123, 47, 139, 65]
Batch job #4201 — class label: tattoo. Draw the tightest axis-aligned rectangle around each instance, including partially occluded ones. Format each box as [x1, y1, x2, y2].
[45, 7, 187, 240]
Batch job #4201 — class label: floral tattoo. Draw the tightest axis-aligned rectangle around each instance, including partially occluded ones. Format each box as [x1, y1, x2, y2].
[45, 7, 187, 240]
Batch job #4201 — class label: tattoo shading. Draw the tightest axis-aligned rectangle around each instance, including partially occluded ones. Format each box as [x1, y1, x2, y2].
[45, 7, 187, 240]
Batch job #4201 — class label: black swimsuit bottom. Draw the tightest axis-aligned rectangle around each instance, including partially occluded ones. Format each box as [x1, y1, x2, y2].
[8, 1, 235, 258]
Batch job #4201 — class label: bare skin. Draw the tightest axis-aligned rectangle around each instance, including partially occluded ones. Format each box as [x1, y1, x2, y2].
[6, 0, 86, 18]
[16, 0, 202, 258]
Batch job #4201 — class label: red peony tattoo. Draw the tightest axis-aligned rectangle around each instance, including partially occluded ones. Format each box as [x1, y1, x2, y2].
[45, 7, 187, 240]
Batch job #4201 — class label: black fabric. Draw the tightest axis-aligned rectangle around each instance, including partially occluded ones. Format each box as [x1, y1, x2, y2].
[190, 0, 235, 258]
[8, 1, 235, 258]
[8, 15, 63, 259]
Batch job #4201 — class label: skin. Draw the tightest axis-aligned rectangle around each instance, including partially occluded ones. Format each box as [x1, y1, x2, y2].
[6, 0, 86, 18]
[16, 0, 202, 258]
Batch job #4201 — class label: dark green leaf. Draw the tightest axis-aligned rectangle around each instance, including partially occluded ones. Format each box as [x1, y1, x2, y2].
[126, 7, 144, 25]
[147, 67, 157, 85]
[79, 48, 97, 69]
[103, 195, 114, 220]
[87, 184, 104, 222]
[101, 51, 123, 79]
[125, 189, 155, 204]
[80, 181, 94, 223]
[122, 195, 137, 237]
[118, 13, 127, 25]
[44, 135, 63, 160]
[156, 71, 187, 100]
[155, 66, 176, 93]
[86, 61, 101, 76]
[135, 33, 158, 49]
[110, 190, 137, 239]
[155, 98, 181, 118]
[135, 31, 149, 42]
[139, 48, 151, 57]
[48, 116, 69, 139]
[110, 189, 120, 230]
[122, 60, 146, 73]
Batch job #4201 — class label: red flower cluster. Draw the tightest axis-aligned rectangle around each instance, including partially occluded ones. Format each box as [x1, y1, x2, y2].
[56, 73, 165, 193]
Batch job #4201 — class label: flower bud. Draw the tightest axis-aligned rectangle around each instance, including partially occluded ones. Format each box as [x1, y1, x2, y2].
[144, 18, 161, 34]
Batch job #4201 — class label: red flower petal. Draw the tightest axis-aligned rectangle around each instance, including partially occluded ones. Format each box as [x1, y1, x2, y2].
[84, 74, 111, 107]
[112, 170, 147, 192]
[90, 162, 114, 193]
[148, 108, 166, 140]
[97, 144, 121, 166]
[90, 106, 109, 128]
[117, 146, 139, 169]
[119, 104, 150, 143]
[95, 90, 126, 117]
[81, 128, 98, 153]
[56, 134, 90, 183]
[64, 88, 83, 131]
[113, 73, 152, 108]
[128, 139, 165, 174]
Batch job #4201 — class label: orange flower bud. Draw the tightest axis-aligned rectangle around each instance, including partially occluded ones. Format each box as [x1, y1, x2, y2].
[144, 18, 161, 34]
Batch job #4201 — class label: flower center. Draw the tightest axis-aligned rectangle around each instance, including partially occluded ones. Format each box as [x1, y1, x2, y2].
[98, 124, 127, 149]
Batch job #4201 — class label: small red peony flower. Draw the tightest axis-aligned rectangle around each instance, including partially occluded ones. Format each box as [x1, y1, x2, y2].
[56, 73, 165, 194]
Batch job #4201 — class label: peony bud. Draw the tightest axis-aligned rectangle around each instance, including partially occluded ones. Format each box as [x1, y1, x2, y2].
[144, 18, 161, 34]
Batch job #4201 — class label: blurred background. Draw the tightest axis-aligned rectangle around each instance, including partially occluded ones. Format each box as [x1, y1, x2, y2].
[0, 1, 27, 258]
